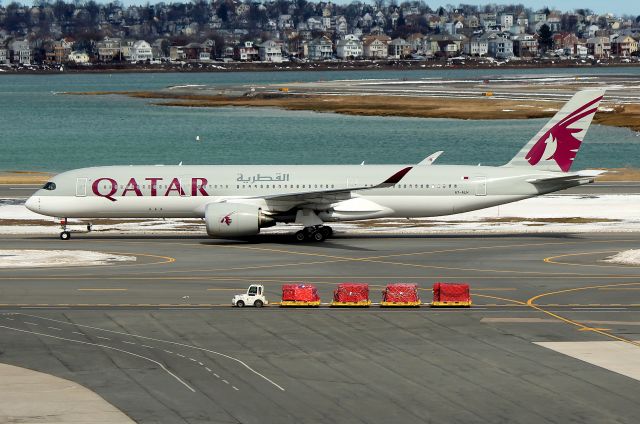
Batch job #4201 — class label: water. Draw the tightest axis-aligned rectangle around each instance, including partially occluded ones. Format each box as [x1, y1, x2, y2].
[1, 68, 639, 172]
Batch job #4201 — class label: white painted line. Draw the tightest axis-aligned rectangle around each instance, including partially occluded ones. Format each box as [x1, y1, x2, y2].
[232, 386, 239, 391]
[205, 367, 212, 372]
[122, 340, 136, 345]
[96, 336, 110, 340]
[198, 362, 204, 366]
[177, 354, 185, 358]
[213, 373, 220, 378]
[164, 350, 173, 354]
[23, 322, 38, 326]
[141, 345, 154, 349]
[5, 318, 14, 321]
[72, 331, 83, 335]
[189, 358, 197, 362]
[0, 325, 196, 393]
[222, 380, 229, 384]
[18, 313, 286, 391]
[47, 327, 62, 331]
[572, 308, 628, 310]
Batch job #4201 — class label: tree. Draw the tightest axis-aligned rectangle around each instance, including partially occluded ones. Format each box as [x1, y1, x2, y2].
[538, 23, 553, 53]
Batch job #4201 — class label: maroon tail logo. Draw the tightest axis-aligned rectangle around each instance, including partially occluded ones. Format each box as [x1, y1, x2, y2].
[525, 96, 602, 172]
[220, 213, 233, 226]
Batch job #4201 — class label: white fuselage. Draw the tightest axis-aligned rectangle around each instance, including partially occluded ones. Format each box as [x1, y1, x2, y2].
[26, 164, 570, 222]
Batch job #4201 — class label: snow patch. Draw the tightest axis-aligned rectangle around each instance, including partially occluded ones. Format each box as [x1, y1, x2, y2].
[604, 250, 640, 266]
[0, 250, 137, 268]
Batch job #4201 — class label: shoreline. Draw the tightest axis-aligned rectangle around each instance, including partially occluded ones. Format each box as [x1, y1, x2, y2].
[2, 60, 640, 75]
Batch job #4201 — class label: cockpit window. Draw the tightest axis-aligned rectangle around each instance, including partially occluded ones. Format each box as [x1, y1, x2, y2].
[42, 182, 56, 191]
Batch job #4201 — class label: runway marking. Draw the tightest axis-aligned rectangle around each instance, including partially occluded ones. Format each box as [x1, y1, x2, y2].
[78, 288, 128, 292]
[198, 362, 204, 366]
[176, 353, 185, 358]
[222, 380, 229, 384]
[164, 350, 173, 354]
[96, 336, 110, 340]
[527, 282, 640, 349]
[214, 373, 220, 378]
[122, 340, 136, 345]
[599, 288, 640, 290]
[232, 386, 239, 391]
[544, 250, 637, 268]
[189, 358, 197, 362]
[578, 327, 612, 331]
[23, 322, 38, 326]
[0, 324, 196, 393]
[72, 331, 83, 335]
[205, 367, 212, 372]
[141, 345, 154, 349]
[47, 326, 61, 331]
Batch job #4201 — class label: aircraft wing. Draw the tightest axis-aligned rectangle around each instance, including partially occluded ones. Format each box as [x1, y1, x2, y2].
[527, 170, 605, 185]
[252, 166, 413, 206]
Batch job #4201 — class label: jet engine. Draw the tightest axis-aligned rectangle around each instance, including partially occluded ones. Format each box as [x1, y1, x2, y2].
[205, 203, 275, 237]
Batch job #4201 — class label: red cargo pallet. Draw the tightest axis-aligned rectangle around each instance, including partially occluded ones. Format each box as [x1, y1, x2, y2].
[431, 282, 471, 307]
[280, 284, 321, 307]
[380, 283, 421, 307]
[331, 283, 371, 307]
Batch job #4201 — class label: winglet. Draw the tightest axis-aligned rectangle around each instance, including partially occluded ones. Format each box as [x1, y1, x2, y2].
[381, 166, 413, 185]
[418, 151, 443, 166]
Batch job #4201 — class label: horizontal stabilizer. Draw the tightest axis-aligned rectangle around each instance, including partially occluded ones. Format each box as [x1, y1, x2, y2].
[527, 170, 606, 185]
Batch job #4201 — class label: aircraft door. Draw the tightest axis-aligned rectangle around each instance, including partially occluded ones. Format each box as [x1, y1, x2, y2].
[474, 176, 487, 196]
[76, 178, 87, 197]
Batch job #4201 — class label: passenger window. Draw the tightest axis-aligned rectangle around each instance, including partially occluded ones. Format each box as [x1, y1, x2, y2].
[42, 182, 56, 190]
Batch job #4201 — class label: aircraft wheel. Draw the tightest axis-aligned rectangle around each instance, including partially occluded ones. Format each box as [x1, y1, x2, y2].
[60, 231, 71, 240]
[254, 300, 264, 308]
[312, 231, 325, 242]
[236, 300, 245, 307]
[295, 230, 306, 242]
[320, 226, 333, 238]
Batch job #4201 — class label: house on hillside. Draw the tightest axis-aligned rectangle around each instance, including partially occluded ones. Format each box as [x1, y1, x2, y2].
[308, 36, 333, 60]
[336, 38, 363, 59]
[234, 41, 259, 61]
[362, 35, 390, 58]
[131, 40, 153, 62]
[388, 38, 411, 59]
[258, 40, 283, 62]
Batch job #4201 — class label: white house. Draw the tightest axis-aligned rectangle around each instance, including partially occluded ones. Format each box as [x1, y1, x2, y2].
[388, 38, 411, 58]
[131, 40, 153, 62]
[69, 51, 90, 64]
[336, 38, 363, 59]
[258, 40, 283, 62]
[500, 14, 514, 28]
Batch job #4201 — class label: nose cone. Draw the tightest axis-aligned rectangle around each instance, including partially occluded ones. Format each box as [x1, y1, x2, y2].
[25, 195, 39, 213]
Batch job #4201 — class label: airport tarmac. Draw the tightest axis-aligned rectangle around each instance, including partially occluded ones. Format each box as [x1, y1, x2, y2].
[1, 233, 640, 423]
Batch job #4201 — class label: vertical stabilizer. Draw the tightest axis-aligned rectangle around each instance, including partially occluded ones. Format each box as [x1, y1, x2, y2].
[505, 90, 605, 172]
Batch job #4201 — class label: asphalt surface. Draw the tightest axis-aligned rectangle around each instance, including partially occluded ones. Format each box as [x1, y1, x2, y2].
[3, 181, 640, 199]
[1, 233, 640, 423]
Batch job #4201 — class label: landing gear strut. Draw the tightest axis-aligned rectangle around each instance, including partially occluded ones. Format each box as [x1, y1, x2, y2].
[294, 225, 333, 242]
[59, 218, 70, 240]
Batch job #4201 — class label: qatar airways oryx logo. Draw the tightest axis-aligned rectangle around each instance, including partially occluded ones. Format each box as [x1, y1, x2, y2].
[91, 177, 209, 202]
[525, 95, 603, 172]
[220, 213, 234, 226]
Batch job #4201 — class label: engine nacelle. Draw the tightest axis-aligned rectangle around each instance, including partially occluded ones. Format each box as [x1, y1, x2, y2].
[205, 203, 275, 237]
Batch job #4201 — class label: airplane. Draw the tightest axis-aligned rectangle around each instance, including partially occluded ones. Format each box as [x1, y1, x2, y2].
[26, 90, 606, 242]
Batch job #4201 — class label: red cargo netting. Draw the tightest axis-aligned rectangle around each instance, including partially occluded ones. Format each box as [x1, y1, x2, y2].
[281, 284, 320, 302]
[333, 283, 369, 303]
[433, 282, 471, 304]
[382, 283, 420, 303]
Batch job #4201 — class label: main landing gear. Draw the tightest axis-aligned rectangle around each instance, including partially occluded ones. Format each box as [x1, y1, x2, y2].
[294, 225, 333, 242]
[59, 217, 70, 240]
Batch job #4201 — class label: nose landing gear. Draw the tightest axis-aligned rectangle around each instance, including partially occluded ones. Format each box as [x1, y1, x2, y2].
[294, 225, 333, 242]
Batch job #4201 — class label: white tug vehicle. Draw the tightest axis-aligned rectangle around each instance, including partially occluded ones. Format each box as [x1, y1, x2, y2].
[232, 284, 268, 307]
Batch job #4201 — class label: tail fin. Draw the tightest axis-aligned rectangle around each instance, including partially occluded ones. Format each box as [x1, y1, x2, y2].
[505, 89, 605, 172]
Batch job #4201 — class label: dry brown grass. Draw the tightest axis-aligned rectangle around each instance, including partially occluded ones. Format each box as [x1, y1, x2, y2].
[0, 171, 52, 184]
